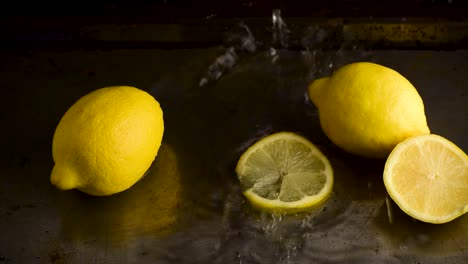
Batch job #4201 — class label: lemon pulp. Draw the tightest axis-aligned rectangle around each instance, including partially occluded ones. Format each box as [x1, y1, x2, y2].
[384, 134, 468, 224]
[236, 132, 333, 214]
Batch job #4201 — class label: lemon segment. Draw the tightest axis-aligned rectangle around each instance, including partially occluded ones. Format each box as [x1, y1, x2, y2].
[383, 134, 468, 224]
[308, 62, 430, 158]
[51, 86, 164, 196]
[236, 132, 333, 214]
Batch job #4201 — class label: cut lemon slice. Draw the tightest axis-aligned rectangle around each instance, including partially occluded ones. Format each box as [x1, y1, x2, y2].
[235, 132, 333, 214]
[384, 134, 468, 224]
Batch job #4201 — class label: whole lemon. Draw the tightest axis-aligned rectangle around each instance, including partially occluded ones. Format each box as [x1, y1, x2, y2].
[308, 62, 430, 158]
[51, 86, 164, 196]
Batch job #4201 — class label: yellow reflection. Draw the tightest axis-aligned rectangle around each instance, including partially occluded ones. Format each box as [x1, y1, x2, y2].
[56, 143, 182, 244]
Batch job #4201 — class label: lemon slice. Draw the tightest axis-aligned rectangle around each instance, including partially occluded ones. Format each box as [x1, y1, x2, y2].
[235, 132, 333, 214]
[384, 134, 468, 224]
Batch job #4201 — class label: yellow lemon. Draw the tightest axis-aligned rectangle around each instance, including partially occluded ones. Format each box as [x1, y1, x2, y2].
[308, 62, 430, 158]
[236, 132, 333, 214]
[51, 86, 164, 196]
[384, 134, 468, 224]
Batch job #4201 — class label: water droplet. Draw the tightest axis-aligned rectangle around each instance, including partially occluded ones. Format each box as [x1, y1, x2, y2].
[270, 48, 279, 63]
[269, 48, 277, 57]
[385, 196, 393, 224]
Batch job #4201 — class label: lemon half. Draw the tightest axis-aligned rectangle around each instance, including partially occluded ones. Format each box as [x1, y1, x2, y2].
[384, 134, 468, 224]
[236, 132, 333, 214]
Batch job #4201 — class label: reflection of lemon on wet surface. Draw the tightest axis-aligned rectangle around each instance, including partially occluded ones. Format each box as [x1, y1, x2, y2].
[58, 143, 182, 242]
[236, 132, 333, 214]
[111, 143, 182, 238]
[51, 86, 164, 196]
[308, 62, 430, 158]
[384, 134, 468, 224]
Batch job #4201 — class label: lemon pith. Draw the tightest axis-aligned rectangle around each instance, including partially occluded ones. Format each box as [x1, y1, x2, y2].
[308, 62, 430, 158]
[383, 134, 468, 224]
[51, 86, 164, 196]
[236, 132, 333, 214]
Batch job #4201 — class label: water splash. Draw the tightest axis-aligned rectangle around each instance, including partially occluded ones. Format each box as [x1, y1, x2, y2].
[301, 22, 343, 51]
[199, 47, 238, 87]
[199, 22, 257, 87]
[269, 48, 279, 63]
[201, 8, 288, 85]
[225, 22, 257, 53]
[260, 213, 284, 240]
[272, 9, 290, 49]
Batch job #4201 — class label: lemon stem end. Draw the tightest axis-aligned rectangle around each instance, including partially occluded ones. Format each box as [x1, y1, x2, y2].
[51, 165, 79, 190]
[308, 77, 328, 106]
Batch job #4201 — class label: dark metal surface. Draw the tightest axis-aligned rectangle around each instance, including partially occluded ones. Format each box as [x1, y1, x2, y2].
[1, 17, 468, 50]
[1, 17, 468, 263]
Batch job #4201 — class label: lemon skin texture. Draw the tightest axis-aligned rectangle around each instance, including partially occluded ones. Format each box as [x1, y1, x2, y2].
[308, 62, 430, 158]
[51, 86, 164, 196]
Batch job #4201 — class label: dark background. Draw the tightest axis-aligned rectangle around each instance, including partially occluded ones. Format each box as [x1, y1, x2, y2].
[0, 0, 468, 18]
[1, 0, 467, 51]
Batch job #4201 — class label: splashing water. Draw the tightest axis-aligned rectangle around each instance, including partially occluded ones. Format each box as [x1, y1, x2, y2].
[199, 22, 256, 87]
[200, 9, 292, 87]
[199, 47, 238, 87]
[269, 48, 279, 63]
[272, 9, 290, 49]
[225, 22, 257, 53]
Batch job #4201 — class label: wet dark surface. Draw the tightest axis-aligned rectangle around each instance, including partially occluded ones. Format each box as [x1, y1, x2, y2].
[1, 17, 468, 264]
